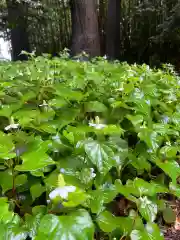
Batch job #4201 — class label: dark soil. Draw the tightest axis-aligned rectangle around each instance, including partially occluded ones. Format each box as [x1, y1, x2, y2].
[163, 200, 180, 240]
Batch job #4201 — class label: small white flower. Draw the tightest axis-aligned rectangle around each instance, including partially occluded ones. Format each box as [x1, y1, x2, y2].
[90, 168, 96, 178]
[5, 124, 19, 131]
[162, 116, 169, 124]
[60, 168, 65, 173]
[118, 87, 124, 91]
[147, 149, 153, 153]
[145, 100, 150, 105]
[39, 100, 48, 107]
[18, 71, 23, 76]
[89, 123, 106, 129]
[49, 186, 76, 200]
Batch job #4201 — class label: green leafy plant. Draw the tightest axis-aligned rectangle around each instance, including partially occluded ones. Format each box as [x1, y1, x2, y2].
[0, 55, 179, 239]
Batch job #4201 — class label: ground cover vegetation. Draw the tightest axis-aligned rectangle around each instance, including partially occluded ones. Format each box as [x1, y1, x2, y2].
[0, 54, 179, 239]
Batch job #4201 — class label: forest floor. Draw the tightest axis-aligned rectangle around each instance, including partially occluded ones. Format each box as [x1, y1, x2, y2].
[163, 200, 180, 240]
[164, 228, 180, 240]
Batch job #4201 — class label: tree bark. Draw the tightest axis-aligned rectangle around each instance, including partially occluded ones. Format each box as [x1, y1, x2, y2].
[70, 0, 101, 58]
[98, 0, 107, 56]
[6, 0, 30, 61]
[106, 0, 121, 59]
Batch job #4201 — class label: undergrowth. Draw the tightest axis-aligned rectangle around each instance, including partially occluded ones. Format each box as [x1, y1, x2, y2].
[0, 54, 179, 239]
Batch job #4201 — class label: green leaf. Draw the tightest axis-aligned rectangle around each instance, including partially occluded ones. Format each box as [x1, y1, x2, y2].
[35, 209, 94, 240]
[0, 170, 13, 193]
[169, 182, 180, 197]
[146, 223, 164, 239]
[138, 196, 157, 222]
[0, 131, 16, 159]
[25, 212, 45, 239]
[84, 139, 115, 175]
[77, 168, 96, 185]
[48, 97, 67, 108]
[0, 197, 14, 223]
[123, 82, 134, 93]
[54, 86, 85, 101]
[96, 125, 124, 136]
[44, 170, 59, 188]
[15, 174, 28, 187]
[32, 205, 47, 216]
[163, 207, 176, 224]
[126, 114, 144, 126]
[0, 105, 12, 118]
[138, 128, 160, 150]
[20, 91, 36, 103]
[97, 211, 133, 235]
[115, 179, 137, 202]
[133, 178, 168, 196]
[156, 160, 180, 183]
[131, 222, 164, 240]
[87, 184, 117, 214]
[30, 183, 46, 201]
[85, 101, 107, 112]
[63, 188, 88, 208]
[0, 222, 28, 240]
[15, 145, 55, 171]
[130, 155, 151, 172]
[33, 122, 57, 134]
[160, 146, 178, 158]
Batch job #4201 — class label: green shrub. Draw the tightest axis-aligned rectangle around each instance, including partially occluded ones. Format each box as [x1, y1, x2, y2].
[0, 56, 179, 239]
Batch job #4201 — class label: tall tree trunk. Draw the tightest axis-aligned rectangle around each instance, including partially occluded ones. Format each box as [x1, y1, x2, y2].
[106, 0, 121, 59]
[70, 0, 100, 58]
[6, 0, 30, 61]
[98, 0, 107, 56]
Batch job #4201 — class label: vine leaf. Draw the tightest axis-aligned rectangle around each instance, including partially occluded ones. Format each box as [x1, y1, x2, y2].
[84, 139, 115, 175]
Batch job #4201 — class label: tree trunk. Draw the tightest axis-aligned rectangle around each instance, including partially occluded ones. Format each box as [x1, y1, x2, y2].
[70, 0, 100, 58]
[6, 0, 30, 61]
[98, 0, 107, 56]
[106, 0, 121, 59]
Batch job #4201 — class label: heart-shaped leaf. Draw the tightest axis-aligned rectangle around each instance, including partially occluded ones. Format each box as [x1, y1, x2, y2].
[15, 149, 55, 172]
[97, 211, 133, 235]
[84, 139, 115, 175]
[35, 209, 94, 240]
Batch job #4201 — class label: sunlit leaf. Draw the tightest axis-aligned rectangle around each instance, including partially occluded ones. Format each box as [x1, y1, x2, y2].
[15, 143, 55, 171]
[84, 139, 115, 175]
[156, 160, 180, 183]
[138, 196, 157, 222]
[35, 209, 94, 240]
[131, 222, 164, 240]
[0, 197, 14, 223]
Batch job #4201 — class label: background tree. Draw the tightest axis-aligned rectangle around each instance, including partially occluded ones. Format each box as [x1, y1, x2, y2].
[70, 0, 100, 57]
[106, 0, 121, 59]
[6, 0, 30, 60]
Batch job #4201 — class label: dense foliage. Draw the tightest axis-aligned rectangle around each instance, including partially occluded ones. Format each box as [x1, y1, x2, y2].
[0, 55, 180, 239]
